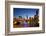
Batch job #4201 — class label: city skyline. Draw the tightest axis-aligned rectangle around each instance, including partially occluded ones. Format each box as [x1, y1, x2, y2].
[13, 8, 39, 27]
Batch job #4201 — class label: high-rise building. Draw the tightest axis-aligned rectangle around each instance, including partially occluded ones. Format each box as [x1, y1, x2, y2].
[36, 9, 39, 16]
[18, 16, 22, 19]
[26, 15, 28, 19]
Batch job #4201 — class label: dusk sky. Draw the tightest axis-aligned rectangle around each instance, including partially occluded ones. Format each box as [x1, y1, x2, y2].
[13, 8, 39, 18]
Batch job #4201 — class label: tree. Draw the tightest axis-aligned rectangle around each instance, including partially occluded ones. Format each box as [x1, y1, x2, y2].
[33, 15, 39, 27]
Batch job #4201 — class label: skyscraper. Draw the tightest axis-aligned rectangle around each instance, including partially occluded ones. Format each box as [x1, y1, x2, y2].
[36, 9, 39, 16]
[26, 15, 28, 19]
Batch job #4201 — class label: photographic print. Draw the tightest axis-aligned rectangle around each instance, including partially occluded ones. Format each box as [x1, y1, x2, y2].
[10, 4, 44, 32]
[13, 8, 39, 28]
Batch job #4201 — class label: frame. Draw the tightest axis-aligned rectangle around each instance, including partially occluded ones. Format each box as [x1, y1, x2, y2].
[5, 1, 45, 36]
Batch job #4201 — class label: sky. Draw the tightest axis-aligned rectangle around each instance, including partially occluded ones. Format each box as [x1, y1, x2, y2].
[13, 8, 39, 18]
